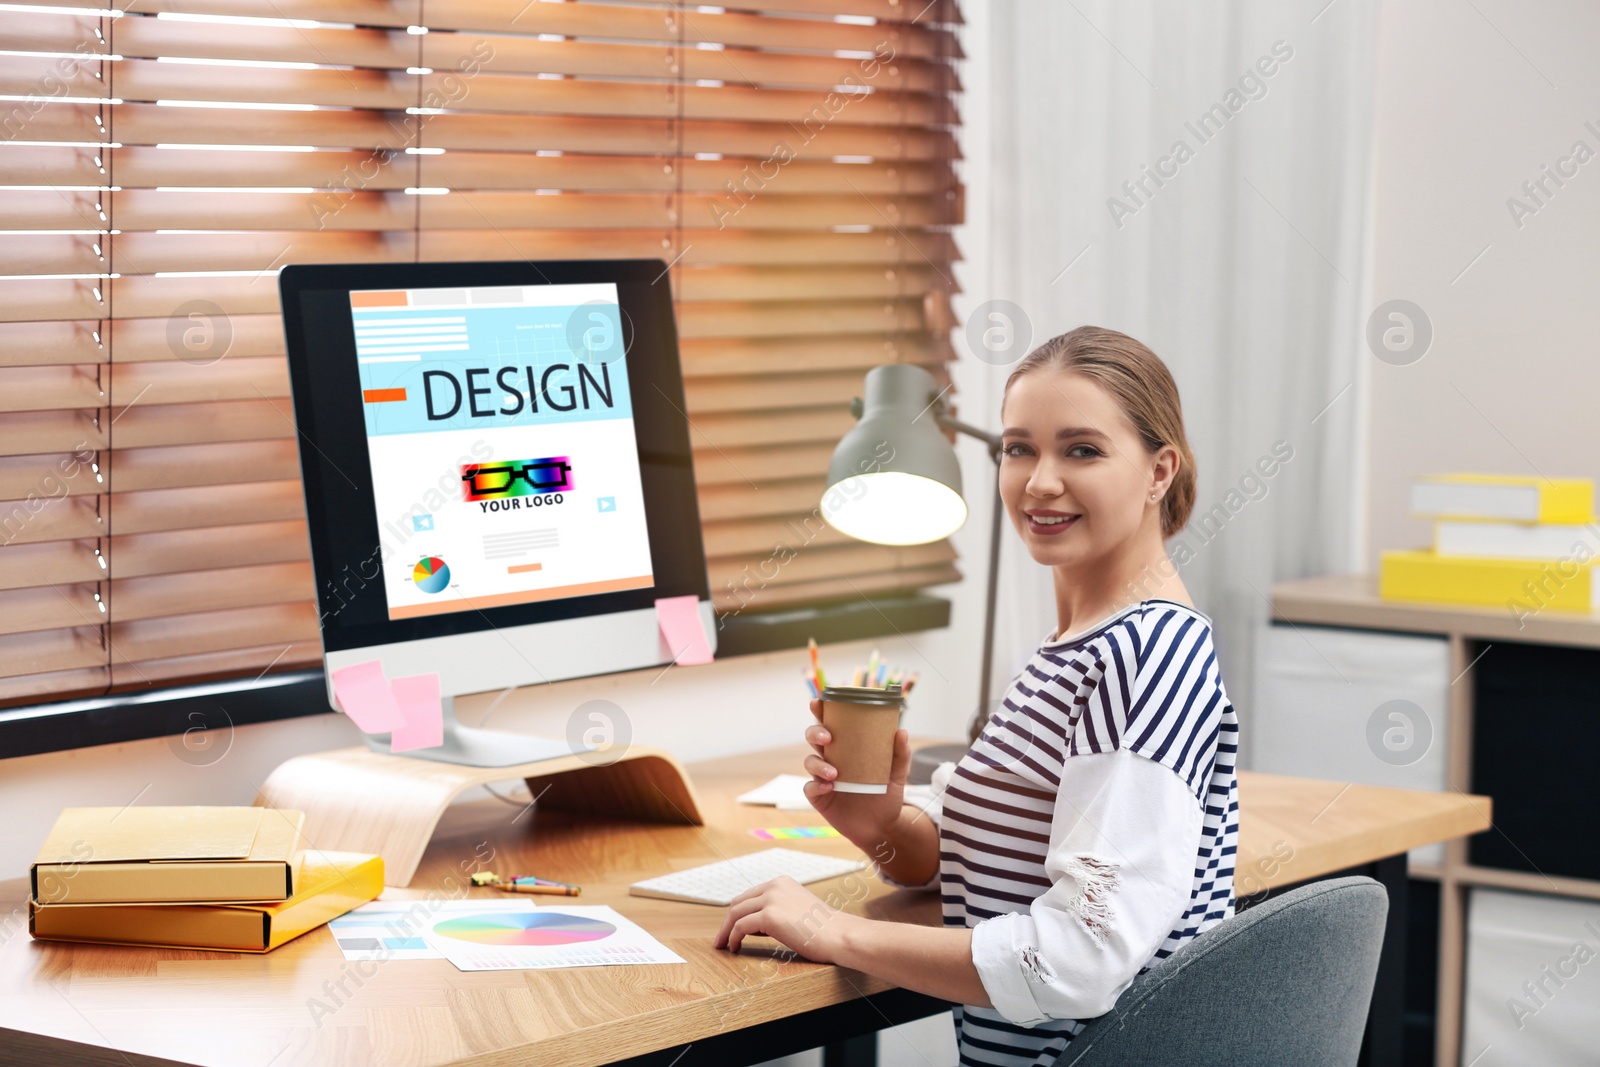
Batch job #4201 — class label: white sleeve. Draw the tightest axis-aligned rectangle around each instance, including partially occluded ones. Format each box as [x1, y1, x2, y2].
[877, 760, 954, 892]
[968, 749, 1203, 1025]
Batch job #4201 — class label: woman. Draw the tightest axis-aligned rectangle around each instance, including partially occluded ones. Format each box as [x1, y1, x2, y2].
[715, 326, 1240, 1066]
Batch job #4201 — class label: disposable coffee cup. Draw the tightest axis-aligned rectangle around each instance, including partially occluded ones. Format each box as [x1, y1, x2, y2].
[820, 685, 906, 794]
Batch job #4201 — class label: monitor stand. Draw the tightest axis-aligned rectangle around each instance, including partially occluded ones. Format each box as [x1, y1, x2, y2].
[259, 717, 704, 887]
[358, 697, 576, 768]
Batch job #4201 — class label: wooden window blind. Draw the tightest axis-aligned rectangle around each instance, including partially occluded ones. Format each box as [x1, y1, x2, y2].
[0, 0, 963, 707]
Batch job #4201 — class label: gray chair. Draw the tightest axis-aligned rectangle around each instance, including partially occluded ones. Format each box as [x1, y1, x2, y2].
[1057, 876, 1389, 1067]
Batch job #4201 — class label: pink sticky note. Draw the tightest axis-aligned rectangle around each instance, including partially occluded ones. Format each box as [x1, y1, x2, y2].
[389, 673, 444, 753]
[656, 595, 713, 666]
[330, 661, 405, 733]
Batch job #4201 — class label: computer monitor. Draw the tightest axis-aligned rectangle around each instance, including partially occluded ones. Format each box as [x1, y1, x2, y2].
[278, 259, 714, 767]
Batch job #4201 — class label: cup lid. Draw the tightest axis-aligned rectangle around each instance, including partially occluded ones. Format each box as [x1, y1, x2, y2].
[820, 684, 905, 707]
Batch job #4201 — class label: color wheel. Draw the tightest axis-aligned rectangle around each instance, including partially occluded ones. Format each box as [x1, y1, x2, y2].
[431, 912, 616, 947]
[413, 555, 449, 594]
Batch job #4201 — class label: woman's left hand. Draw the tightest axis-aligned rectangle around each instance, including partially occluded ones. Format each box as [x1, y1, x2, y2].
[713, 876, 857, 963]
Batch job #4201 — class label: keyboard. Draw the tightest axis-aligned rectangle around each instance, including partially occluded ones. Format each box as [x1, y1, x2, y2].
[628, 847, 867, 906]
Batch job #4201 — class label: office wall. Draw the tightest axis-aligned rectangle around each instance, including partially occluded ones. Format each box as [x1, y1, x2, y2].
[1365, 0, 1600, 565]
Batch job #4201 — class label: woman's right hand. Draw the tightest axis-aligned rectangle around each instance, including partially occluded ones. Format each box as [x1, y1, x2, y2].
[803, 698, 912, 848]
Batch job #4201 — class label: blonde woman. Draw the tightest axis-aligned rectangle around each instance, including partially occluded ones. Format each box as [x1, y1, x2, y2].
[716, 326, 1240, 1066]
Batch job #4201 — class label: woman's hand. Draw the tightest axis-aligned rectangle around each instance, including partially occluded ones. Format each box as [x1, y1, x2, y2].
[804, 699, 912, 849]
[713, 876, 992, 1009]
[713, 875, 858, 963]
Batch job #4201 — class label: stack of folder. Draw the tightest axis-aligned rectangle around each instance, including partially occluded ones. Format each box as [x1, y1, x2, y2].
[1381, 474, 1600, 613]
[28, 806, 383, 952]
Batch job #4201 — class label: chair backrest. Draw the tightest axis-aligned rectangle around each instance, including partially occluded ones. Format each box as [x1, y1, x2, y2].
[1056, 876, 1388, 1067]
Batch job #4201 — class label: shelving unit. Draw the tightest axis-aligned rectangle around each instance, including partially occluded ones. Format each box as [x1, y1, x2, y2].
[1271, 574, 1600, 1067]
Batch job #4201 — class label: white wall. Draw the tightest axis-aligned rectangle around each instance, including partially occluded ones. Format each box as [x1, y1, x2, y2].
[1365, 0, 1600, 565]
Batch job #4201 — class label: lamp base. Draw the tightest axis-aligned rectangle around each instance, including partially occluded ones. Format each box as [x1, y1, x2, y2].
[909, 742, 969, 785]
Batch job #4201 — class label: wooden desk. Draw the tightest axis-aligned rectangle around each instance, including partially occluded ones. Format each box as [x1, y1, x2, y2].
[0, 745, 1489, 1067]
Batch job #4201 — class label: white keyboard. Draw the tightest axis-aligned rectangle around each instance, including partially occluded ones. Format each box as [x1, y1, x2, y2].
[628, 847, 867, 906]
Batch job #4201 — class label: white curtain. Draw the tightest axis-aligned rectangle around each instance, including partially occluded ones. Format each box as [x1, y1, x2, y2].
[947, 0, 1378, 764]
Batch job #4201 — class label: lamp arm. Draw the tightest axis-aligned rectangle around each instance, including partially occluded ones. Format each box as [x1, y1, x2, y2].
[929, 405, 1004, 744]
[933, 410, 1003, 463]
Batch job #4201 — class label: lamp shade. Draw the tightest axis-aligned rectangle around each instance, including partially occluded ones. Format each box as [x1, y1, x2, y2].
[822, 364, 968, 546]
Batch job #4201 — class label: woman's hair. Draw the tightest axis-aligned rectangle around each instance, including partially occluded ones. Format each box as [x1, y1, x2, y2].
[1002, 325, 1196, 539]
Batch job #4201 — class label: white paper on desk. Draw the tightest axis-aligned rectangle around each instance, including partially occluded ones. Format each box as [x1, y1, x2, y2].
[736, 773, 813, 810]
[738, 775, 940, 814]
[420, 903, 685, 972]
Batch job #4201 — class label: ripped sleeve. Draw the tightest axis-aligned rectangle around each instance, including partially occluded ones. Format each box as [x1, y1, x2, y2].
[969, 749, 1203, 1026]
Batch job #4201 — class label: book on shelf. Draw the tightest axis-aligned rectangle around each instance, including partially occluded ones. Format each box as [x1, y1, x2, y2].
[1380, 548, 1600, 612]
[1411, 474, 1592, 525]
[1434, 518, 1600, 561]
[29, 850, 383, 952]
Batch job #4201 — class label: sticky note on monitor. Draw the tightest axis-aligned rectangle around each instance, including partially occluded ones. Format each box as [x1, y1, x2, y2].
[330, 661, 406, 732]
[655, 595, 712, 666]
[389, 673, 444, 753]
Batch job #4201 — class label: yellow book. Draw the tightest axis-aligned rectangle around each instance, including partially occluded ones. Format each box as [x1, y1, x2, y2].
[1380, 549, 1600, 612]
[31, 806, 305, 905]
[29, 850, 383, 952]
[1411, 474, 1593, 524]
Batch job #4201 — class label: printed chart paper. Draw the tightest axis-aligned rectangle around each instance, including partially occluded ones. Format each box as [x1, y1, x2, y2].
[330, 899, 684, 972]
[329, 899, 453, 961]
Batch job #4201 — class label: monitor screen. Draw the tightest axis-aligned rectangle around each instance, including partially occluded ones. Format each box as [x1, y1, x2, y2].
[278, 259, 710, 660]
[350, 282, 654, 621]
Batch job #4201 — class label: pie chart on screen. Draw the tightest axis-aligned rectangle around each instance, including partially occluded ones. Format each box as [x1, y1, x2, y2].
[412, 556, 450, 594]
[431, 912, 616, 947]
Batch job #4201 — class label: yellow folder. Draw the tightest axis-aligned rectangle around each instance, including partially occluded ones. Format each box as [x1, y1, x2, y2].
[31, 806, 305, 905]
[29, 850, 383, 952]
[1380, 548, 1599, 613]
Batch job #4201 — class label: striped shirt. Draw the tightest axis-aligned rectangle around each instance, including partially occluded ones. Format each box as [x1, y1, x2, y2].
[932, 598, 1240, 1066]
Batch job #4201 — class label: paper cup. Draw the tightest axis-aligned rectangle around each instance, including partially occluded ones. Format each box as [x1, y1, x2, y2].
[820, 685, 906, 794]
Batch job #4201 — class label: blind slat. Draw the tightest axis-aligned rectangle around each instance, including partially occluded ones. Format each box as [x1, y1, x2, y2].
[94, 102, 960, 158]
[701, 514, 851, 558]
[0, 585, 105, 637]
[0, 540, 106, 590]
[712, 562, 959, 614]
[0, 493, 104, 546]
[0, 626, 109, 680]
[0, 189, 949, 241]
[109, 601, 320, 665]
[111, 401, 294, 451]
[0, 411, 106, 457]
[109, 638, 322, 689]
[712, 544, 957, 605]
[111, 561, 315, 622]
[692, 442, 836, 487]
[0, 146, 943, 197]
[53, 1, 961, 58]
[7, 14, 958, 89]
[688, 407, 856, 451]
[110, 481, 305, 536]
[0, 452, 105, 500]
[81, 59, 957, 126]
[111, 441, 301, 493]
[112, 520, 310, 579]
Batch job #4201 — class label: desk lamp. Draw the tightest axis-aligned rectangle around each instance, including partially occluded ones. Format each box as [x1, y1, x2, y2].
[821, 364, 1004, 783]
